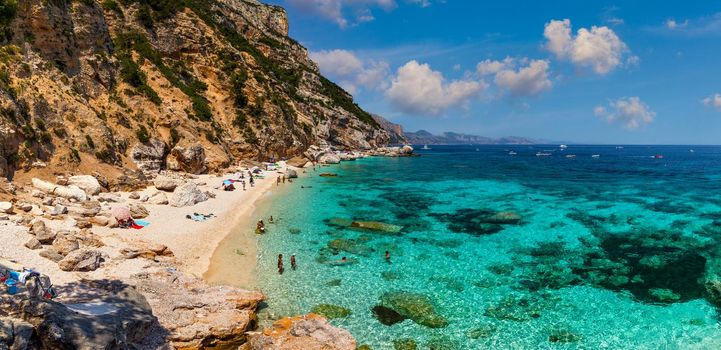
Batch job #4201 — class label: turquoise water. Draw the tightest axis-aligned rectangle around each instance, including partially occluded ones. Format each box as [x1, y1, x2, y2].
[252, 145, 721, 349]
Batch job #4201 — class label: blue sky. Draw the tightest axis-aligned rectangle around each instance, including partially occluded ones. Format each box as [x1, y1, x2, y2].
[266, 0, 721, 144]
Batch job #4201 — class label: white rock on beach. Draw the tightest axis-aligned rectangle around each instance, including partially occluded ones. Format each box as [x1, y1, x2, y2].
[0, 201, 12, 213]
[169, 183, 208, 207]
[68, 175, 102, 195]
[148, 191, 169, 205]
[31, 178, 87, 201]
[153, 178, 179, 192]
[318, 153, 341, 164]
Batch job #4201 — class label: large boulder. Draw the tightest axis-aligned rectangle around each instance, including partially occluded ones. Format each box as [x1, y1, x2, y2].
[153, 177, 179, 192]
[0, 201, 12, 214]
[246, 314, 356, 350]
[400, 145, 414, 155]
[285, 168, 298, 179]
[147, 191, 168, 205]
[31, 221, 56, 244]
[68, 175, 102, 196]
[286, 156, 310, 168]
[169, 183, 208, 207]
[166, 144, 207, 174]
[130, 269, 264, 349]
[58, 249, 103, 271]
[131, 138, 167, 171]
[0, 317, 33, 350]
[52, 233, 80, 256]
[3, 280, 156, 350]
[318, 153, 341, 164]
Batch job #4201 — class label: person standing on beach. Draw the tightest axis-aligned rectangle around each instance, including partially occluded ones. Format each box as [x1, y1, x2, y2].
[276, 177, 280, 186]
[278, 254, 284, 274]
[282, 175, 286, 184]
[385, 251, 391, 263]
[242, 180, 246, 191]
[291, 255, 296, 270]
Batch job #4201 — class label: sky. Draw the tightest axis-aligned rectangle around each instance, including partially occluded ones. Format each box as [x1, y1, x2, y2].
[265, 0, 721, 144]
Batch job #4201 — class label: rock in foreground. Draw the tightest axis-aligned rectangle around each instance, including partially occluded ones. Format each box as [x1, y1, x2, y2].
[245, 314, 356, 350]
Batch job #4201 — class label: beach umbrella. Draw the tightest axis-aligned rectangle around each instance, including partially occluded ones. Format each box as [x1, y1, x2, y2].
[111, 206, 131, 221]
[223, 180, 233, 186]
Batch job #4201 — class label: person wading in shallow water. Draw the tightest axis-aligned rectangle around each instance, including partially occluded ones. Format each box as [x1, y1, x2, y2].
[291, 255, 297, 270]
[277, 254, 284, 274]
[385, 251, 391, 263]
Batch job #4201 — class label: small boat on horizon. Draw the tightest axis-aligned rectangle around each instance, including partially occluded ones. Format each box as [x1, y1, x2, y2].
[559, 144, 568, 150]
[654, 154, 664, 159]
[616, 146, 624, 149]
[536, 152, 552, 157]
[592, 154, 601, 158]
[566, 154, 576, 158]
[422, 144, 431, 150]
[508, 151, 517, 155]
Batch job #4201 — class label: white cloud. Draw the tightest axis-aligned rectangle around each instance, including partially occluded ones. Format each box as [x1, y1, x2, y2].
[286, 0, 432, 27]
[386, 60, 486, 115]
[477, 57, 552, 97]
[544, 19, 629, 74]
[311, 49, 390, 93]
[595, 97, 655, 129]
[494, 60, 552, 97]
[666, 19, 688, 30]
[703, 93, 721, 111]
[607, 17, 624, 26]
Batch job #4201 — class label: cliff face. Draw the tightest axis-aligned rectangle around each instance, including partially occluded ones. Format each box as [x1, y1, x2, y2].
[371, 114, 405, 145]
[0, 0, 388, 179]
[404, 130, 538, 145]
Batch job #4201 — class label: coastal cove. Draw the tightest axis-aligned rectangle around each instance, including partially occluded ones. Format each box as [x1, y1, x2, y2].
[230, 145, 721, 350]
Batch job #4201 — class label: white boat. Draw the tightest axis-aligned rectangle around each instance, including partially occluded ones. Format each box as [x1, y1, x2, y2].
[690, 149, 695, 153]
[422, 144, 431, 150]
[559, 144, 568, 149]
[565, 154, 576, 158]
[508, 151, 517, 155]
[536, 152, 552, 157]
[592, 154, 600, 158]
[616, 146, 624, 149]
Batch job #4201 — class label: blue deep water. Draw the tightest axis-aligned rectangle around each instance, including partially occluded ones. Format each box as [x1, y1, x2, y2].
[252, 145, 721, 349]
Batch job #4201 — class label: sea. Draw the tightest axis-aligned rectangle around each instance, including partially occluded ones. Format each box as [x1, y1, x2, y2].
[249, 145, 721, 349]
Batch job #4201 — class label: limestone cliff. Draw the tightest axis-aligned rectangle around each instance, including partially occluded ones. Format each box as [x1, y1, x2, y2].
[0, 0, 389, 179]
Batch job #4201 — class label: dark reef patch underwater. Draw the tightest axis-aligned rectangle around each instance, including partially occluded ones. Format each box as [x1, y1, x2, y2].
[253, 145, 721, 349]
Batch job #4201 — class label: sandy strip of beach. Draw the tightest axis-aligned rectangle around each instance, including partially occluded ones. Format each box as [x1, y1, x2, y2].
[93, 165, 286, 280]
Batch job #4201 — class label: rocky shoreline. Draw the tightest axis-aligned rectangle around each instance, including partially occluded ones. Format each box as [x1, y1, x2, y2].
[0, 146, 412, 349]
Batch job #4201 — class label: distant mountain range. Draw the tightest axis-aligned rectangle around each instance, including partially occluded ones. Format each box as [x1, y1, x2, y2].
[404, 130, 540, 145]
[371, 115, 544, 145]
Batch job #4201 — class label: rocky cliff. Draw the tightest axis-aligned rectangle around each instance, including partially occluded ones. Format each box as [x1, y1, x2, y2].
[404, 130, 538, 145]
[0, 0, 389, 179]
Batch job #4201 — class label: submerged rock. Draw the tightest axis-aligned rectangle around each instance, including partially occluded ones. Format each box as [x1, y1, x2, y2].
[372, 305, 406, 326]
[350, 221, 403, 234]
[548, 329, 581, 343]
[311, 304, 351, 319]
[393, 338, 417, 350]
[467, 324, 497, 339]
[327, 239, 373, 256]
[379, 291, 448, 328]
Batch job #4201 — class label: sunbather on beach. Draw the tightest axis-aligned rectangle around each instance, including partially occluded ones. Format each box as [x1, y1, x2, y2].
[291, 255, 296, 270]
[278, 254, 284, 274]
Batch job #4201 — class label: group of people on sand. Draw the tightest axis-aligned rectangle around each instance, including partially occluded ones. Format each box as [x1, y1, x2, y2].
[276, 175, 293, 186]
[277, 254, 296, 274]
[256, 216, 275, 234]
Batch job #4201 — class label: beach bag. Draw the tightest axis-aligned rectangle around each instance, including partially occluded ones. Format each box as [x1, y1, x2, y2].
[5, 279, 17, 295]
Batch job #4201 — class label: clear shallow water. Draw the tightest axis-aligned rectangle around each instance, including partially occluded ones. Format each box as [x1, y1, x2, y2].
[251, 145, 721, 349]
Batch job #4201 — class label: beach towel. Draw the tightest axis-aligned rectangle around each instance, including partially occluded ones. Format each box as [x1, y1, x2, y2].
[130, 220, 150, 229]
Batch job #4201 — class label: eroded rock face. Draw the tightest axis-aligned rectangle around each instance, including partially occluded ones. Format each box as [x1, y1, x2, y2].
[130, 269, 264, 349]
[131, 139, 168, 172]
[167, 144, 207, 174]
[247, 314, 356, 350]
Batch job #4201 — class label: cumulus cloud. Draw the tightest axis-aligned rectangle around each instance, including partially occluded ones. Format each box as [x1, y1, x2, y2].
[386, 60, 486, 115]
[311, 49, 390, 94]
[544, 19, 629, 74]
[477, 57, 552, 97]
[703, 93, 721, 111]
[595, 97, 655, 129]
[286, 0, 432, 27]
